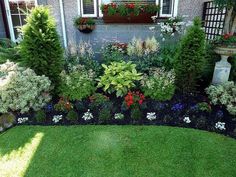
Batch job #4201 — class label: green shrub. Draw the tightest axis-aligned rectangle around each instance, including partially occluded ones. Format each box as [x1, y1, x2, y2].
[0, 113, 15, 129]
[66, 41, 101, 76]
[101, 43, 125, 65]
[66, 110, 78, 121]
[35, 110, 46, 123]
[206, 81, 236, 115]
[97, 61, 142, 97]
[20, 6, 63, 92]
[174, 17, 206, 93]
[141, 67, 175, 101]
[59, 65, 96, 101]
[197, 102, 212, 113]
[98, 108, 111, 123]
[89, 93, 109, 110]
[0, 61, 52, 114]
[130, 108, 142, 121]
[0, 38, 21, 64]
[54, 98, 73, 112]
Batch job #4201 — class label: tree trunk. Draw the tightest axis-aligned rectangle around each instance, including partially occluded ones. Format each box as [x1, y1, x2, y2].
[230, 10, 236, 34]
[224, 7, 233, 34]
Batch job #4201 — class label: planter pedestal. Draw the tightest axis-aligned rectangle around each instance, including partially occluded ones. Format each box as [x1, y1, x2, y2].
[212, 47, 236, 85]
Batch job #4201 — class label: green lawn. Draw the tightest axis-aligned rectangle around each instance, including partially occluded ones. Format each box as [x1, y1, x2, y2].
[0, 126, 236, 177]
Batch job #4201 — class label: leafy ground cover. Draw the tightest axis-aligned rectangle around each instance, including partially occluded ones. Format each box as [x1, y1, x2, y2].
[0, 125, 236, 177]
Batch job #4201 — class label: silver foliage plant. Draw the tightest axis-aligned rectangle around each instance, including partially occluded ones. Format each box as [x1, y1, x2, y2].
[206, 81, 236, 115]
[0, 61, 52, 114]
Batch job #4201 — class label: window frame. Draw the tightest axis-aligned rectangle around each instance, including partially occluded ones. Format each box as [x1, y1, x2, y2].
[80, 0, 98, 17]
[4, 0, 38, 42]
[159, 0, 174, 17]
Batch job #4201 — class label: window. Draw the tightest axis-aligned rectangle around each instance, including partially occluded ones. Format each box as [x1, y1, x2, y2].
[160, 0, 173, 17]
[79, 0, 178, 18]
[4, 0, 37, 41]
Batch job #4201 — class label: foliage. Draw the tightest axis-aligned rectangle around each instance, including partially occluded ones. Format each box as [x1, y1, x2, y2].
[0, 113, 15, 129]
[98, 108, 112, 122]
[66, 41, 101, 76]
[0, 39, 21, 64]
[54, 98, 73, 112]
[97, 61, 142, 97]
[130, 107, 142, 121]
[213, 33, 236, 48]
[155, 45, 177, 70]
[35, 110, 46, 123]
[206, 81, 236, 115]
[197, 102, 212, 113]
[20, 6, 64, 92]
[174, 17, 206, 93]
[141, 67, 175, 101]
[213, 0, 236, 8]
[59, 65, 96, 101]
[0, 61, 51, 114]
[74, 17, 95, 26]
[89, 93, 109, 110]
[101, 43, 126, 65]
[127, 37, 159, 57]
[66, 110, 78, 121]
[100, 3, 159, 16]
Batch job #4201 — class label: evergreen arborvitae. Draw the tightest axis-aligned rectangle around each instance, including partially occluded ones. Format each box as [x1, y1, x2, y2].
[174, 17, 206, 93]
[20, 6, 63, 93]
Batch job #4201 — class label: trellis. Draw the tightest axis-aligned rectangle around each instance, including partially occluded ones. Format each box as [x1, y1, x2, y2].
[202, 1, 226, 40]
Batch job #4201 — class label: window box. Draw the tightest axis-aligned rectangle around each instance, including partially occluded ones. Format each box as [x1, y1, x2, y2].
[102, 11, 156, 23]
[100, 3, 159, 23]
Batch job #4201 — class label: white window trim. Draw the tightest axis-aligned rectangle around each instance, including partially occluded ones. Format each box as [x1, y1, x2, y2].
[80, 0, 97, 17]
[4, 0, 38, 42]
[160, 0, 178, 17]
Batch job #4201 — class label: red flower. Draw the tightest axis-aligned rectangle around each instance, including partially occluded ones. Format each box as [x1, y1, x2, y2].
[110, 3, 117, 8]
[223, 33, 232, 40]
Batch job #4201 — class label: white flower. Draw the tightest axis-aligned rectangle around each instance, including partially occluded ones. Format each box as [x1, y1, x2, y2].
[82, 109, 93, 121]
[215, 122, 226, 131]
[146, 112, 156, 121]
[17, 117, 28, 124]
[149, 27, 155, 31]
[52, 115, 63, 123]
[162, 38, 165, 41]
[114, 113, 124, 120]
[183, 116, 191, 124]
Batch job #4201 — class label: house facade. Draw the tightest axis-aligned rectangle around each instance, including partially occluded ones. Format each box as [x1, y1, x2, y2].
[0, 0, 209, 49]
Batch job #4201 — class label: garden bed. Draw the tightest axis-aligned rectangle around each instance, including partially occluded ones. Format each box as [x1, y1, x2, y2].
[13, 92, 236, 139]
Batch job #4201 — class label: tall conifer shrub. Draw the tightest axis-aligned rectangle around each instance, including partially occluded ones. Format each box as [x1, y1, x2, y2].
[20, 6, 63, 92]
[174, 17, 206, 93]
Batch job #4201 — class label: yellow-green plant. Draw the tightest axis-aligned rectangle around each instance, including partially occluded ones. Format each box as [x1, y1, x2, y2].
[97, 61, 142, 97]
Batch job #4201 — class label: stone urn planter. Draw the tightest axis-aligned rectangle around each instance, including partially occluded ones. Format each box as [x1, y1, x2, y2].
[212, 47, 236, 85]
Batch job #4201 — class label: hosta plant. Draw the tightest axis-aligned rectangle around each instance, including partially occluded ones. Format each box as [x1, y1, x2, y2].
[141, 67, 175, 101]
[59, 65, 96, 101]
[0, 61, 52, 114]
[97, 61, 142, 97]
[206, 81, 236, 115]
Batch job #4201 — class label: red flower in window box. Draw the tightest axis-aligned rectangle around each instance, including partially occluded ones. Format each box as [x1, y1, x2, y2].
[126, 3, 135, 9]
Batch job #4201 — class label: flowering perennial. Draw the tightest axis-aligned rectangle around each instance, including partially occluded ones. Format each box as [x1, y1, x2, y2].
[183, 117, 191, 124]
[18, 117, 29, 124]
[215, 122, 226, 131]
[82, 109, 93, 121]
[52, 115, 63, 123]
[124, 91, 145, 108]
[146, 112, 156, 121]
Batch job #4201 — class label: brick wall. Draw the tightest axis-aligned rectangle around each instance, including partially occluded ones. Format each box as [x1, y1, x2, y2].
[178, 0, 210, 21]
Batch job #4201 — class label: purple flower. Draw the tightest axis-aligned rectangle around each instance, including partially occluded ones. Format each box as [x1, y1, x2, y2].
[171, 103, 184, 111]
[45, 103, 53, 112]
[216, 110, 224, 118]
